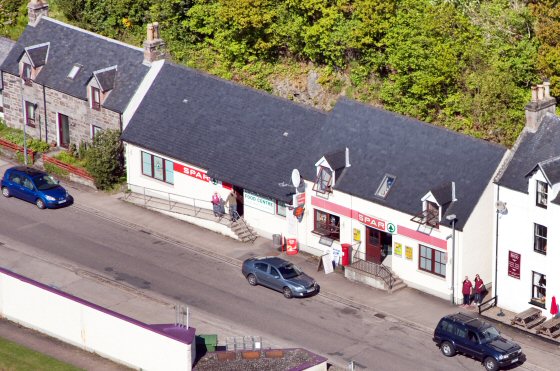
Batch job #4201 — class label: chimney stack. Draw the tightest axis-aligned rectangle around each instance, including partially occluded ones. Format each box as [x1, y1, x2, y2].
[28, 0, 49, 25]
[525, 79, 557, 133]
[143, 22, 165, 65]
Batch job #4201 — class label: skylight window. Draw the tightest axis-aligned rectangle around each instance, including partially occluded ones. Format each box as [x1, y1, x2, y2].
[67, 64, 81, 80]
[313, 166, 333, 194]
[376, 174, 396, 198]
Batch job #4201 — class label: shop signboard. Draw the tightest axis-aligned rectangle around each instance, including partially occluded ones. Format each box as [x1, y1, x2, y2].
[508, 251, 521, 279]
[174, 163, 211, 182]
[405, 246, 413, 260]
[394, 243, 402, 257]
[244, 191, 275, 214]
[353, 211, 398, 235]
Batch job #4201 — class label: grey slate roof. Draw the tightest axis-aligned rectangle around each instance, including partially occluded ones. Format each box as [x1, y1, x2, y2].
[121, 62, 326, 202]
[496, 114, 560, 193]
[0, 17, 148, 113]
[94, 67, 117, 92]
[303, 98, 506, 230]
[0, 37, 15, 66]
[323, 149, 346, 170]
[538, 156, 560, 186]
[26, 43, 49, 66]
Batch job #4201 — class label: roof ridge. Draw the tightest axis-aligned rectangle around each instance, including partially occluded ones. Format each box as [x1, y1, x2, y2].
[41, 16, 143, 53]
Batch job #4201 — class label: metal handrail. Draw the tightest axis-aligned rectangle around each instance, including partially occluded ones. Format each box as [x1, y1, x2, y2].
[230, 209, 258, 243]
[478, 296, 498, 315]
[350, 249, 394, 289]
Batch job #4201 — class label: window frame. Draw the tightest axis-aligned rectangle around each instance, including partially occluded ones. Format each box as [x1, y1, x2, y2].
[91, 86, 101, 110]
[22, 63, 32, 86]
[313, 166, 332, 194]
[533, 223, 547, 255]
[313, 209, 340, 241]
[276, 200, 287, 217]
[91, 124, 102, 139]
[536, 180, 548, 208]
[530, 271, 546, 308]
[418, 244, 446, 277]
[425, 201, 440, 228]
[141, 151, 174, 185]
[375, 174, 396, 198]
[25, 101, 36, 127]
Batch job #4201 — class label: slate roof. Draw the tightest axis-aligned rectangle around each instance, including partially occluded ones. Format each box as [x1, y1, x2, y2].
[94, 66, 117, 92]
[0, 17, 148, 113]
[323, 149, 346, 170]
[26, 43, 49, 66]
[496, 113, 560, 193]
[540, 156, 560, 185]
[121, 62, 326, 202]
[0, 37, 15, 66]
[303, 98, 507, 230]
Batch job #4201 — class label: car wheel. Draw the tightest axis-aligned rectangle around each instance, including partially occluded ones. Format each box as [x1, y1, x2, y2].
[36, 198, 46, 209]
[247, 274, 257, 286]
[483, 357, 498, 371]
[283, 287, 293, 299]
[440, 341, 456, 357]
[1, 187, 10, 198]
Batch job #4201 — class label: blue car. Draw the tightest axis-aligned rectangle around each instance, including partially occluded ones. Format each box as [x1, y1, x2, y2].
[1, 166, 73, 209]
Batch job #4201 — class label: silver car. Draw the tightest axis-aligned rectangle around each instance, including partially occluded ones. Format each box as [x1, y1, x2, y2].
[242, 256, 319, 299]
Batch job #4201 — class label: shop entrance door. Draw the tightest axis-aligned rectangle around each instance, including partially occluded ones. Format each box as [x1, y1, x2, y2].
[233, 186, 244, 217]
[366, 227, 382, 264]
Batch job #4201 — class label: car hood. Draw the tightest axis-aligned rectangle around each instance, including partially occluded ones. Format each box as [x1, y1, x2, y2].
[487, 336, 521, 353]
[41, 186, 68, 198]
[286, 273, 315, 287]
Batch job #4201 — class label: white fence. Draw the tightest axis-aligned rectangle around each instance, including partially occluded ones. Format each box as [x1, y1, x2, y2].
[0, 267, 194, 370]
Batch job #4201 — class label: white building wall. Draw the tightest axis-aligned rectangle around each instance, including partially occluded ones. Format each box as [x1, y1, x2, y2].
[496, 170, 559, 317]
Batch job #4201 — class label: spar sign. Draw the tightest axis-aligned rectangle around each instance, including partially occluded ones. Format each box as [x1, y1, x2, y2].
[174, 163, 211, 182]
[352, 210, 398, 234]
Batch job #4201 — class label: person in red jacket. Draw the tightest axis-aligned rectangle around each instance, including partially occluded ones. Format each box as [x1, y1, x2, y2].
[474, 274, 484, 306]
[462, 276, 473, 307]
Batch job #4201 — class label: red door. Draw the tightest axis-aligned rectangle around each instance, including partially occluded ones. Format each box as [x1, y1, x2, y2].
[366, 227, 382, 264]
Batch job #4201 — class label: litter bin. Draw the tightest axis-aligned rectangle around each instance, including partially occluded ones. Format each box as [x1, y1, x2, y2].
[273, 234, 283, 251]
[196, 334, 218, 352]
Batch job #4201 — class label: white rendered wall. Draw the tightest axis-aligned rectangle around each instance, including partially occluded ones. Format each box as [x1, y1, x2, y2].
[0, 268, 192, 370]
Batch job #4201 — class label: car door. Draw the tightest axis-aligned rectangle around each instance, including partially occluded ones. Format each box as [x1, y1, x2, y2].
[20, 176, 37, 203]
[268, 267, 283, 291]
[6, 173, 23, 199]
[453, 325, 471, 354]
[253, 262, 272, 288]
[465, 330, 485, 360]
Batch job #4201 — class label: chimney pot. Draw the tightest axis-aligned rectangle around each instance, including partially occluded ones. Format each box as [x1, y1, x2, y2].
[144, 22, 165, 64]
[537, 84, 544, 100]
[543, 80, 551, 98]
[531, 86, 538, 102]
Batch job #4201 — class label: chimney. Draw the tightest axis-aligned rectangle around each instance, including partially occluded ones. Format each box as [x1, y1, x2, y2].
[143, 22, 165, 64]
[525, 79, 557, 133]
[27, 0, 49, 26]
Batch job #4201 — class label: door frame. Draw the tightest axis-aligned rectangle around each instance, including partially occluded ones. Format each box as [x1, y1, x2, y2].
[57, 113, 70, 148]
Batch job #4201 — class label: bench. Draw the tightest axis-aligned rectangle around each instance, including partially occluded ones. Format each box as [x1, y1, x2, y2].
[511, 307, 546, 329]
[536, 316, 560, 338]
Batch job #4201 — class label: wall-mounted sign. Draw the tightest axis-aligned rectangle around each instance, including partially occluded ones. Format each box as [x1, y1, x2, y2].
[353, 228, 361, 242]
[508, 251, 521, 279]
[355, 211, 386, 231]
[244, 191, 275, 214]
[405, 246, 413, 260]
[174, 163, 211, 182]
[296, 192, 306, 206]
[386, 222, 397, 234]
[394, 243, 402, 257]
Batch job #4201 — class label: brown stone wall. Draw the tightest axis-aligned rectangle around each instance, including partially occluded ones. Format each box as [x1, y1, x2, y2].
[2, 72, 121, 147]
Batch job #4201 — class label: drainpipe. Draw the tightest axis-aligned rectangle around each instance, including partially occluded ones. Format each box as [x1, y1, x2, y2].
[42, 84, 48, 142]
[20, 79, 28, 165]
[446, 214, 457, 305]
[495, 185, 500, 303]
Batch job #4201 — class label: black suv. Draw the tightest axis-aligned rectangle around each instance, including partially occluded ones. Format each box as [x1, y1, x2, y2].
[433, 313, 525, 371]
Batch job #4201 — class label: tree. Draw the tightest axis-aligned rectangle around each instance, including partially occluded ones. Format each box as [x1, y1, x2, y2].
[84, 130, 125, 190]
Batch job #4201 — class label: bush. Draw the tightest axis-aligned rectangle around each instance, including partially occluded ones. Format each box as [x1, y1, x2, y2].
[0, 121, 50, 153]
[84, 130, 125, 190]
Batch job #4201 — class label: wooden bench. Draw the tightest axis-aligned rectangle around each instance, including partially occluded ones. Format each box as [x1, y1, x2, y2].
[536, 316, 560, 338]
[511, 307, 546, 329]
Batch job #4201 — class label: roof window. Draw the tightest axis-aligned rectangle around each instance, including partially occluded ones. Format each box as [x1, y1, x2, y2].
[67, 64, 81, 80]
[313, 166, 332, 194]
[375, 174, 395, 198]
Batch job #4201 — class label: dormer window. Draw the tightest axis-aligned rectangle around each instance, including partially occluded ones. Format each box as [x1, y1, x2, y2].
[91, 87, 101, 110]
[536, 180, 547, 208]
[313, 166, 332, 193]
[67, 64, 81, 80]
[22, 63, 32, 86]
[376, 174, 396, 198]
[426, 201, 439, 228]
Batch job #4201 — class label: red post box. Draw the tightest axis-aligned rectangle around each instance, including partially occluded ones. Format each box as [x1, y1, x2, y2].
[286, 238, 298, 255]
[341, 243, 351, 266]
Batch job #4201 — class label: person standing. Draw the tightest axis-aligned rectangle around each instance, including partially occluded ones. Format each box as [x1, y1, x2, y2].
[462, 276, 473, 307]
[212, 191, 221, 217]
[227, 191, 238, 221]
[474, 274, 484, 305]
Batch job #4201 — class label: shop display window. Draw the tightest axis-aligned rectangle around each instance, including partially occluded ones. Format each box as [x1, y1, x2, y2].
[313, 209, 340, 240]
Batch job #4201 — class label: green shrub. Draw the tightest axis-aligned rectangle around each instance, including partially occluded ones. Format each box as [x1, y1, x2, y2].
[84, 130, 125, 190]
[44, 162, 69, 177]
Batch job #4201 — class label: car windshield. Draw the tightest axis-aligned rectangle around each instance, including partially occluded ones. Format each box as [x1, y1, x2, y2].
[33, 174, 58, 190]
[480, 326, 500, 344]
[278, 264, 302, 279]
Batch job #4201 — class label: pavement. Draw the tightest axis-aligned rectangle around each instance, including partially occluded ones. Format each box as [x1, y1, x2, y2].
[0, 157, 559, 370]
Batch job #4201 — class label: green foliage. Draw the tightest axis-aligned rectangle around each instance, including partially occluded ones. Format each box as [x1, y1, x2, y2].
[0, 0, 28, 39]
[84, 130, 125, 190]
[0, 336, 80, 371]
[44, 162, 70, 177]
[53, 151, 87, 168]
[0, 121, 51, 153]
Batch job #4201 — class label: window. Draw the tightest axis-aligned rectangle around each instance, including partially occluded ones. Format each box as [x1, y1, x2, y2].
[536, 181, 548, 208]
[25, 101, 36, 127]
[376, 174, 396, 198]
[534, 223, 547, 255]
[141, 151, 174, 184]
[313, 209, 340, 240]
[270, 267, 280, 278]
[313, 166, 332, 193]
[254, 262, 268, 272]
[67, 64, 81, 80]
[91, 86, 101, 110]
[426, 201, 439, 228]
[91, 125, 102, 139]
[22, 63, 32, 85]
[276, 200, 286, 217]
[531, 272, 546, 308]
[419, 245, 446, 277]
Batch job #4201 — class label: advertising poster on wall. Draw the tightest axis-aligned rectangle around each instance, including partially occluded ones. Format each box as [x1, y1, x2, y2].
[508, 251, 521, 279]
[394, 243, 402, 257]
[405, 246, 413, 260]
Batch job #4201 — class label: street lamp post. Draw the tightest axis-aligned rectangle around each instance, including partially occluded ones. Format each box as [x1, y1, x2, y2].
[446, 214, 457, 305]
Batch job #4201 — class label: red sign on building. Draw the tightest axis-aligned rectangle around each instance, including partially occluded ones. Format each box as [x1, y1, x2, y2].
[508, 251, 521, 279]
[353, 211, 386, 231]
[174, 163, 211, 182]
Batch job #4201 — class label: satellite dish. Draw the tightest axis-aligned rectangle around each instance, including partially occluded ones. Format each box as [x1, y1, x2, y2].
[496, 201, 507, 214]
[291, 169, 301, 188]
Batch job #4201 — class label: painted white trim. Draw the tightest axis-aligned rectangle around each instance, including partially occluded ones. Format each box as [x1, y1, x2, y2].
[123, 60, 165, 130]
